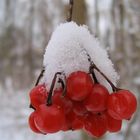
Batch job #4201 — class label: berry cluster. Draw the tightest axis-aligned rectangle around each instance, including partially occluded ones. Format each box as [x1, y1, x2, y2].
[28, 68, 137, 137]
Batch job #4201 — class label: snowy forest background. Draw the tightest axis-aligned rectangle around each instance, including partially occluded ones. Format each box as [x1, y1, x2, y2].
[0, 0, 140, 140]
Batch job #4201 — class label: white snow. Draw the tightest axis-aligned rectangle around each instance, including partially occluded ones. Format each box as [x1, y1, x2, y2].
[43, 21, 119, 91]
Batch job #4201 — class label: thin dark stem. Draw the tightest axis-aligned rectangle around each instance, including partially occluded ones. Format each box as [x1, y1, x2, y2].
[35, 68, 45, 86]
[30, 68, 45, 110]
[29, 104, 36, 110]
[62, 74, 67, 96]
[46, 72, 62, 106]
[89, 67, 99, 84]
[83, 48, 119, 92]
[90, 63, 119, 92]
[58, 78, 65, 90]
[67, 0, 74, 22]
[56, 75, 67, 96]
[84, 49, 99, 83]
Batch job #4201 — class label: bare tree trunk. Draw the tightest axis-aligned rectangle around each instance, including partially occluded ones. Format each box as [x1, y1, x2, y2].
[72, 0, 87, 24]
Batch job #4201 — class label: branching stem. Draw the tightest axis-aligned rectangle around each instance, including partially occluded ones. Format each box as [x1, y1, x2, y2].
[47, 72, 67, 106]
[90, 63, 119, 92]
[84, 49, 120, 92]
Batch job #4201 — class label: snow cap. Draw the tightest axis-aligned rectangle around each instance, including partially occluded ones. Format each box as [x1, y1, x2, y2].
[43, 21, 119, 91]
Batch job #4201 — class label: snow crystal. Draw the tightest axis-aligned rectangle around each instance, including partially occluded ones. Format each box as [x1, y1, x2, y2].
[43, 21, 119, 91]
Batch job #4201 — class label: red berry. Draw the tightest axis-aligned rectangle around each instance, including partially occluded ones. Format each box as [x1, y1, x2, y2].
[34, 104, 66, 133]
[62, 111, 84, 131]
[84, 84, 109, 112]
[73, 101, 88, 116]
[71, 116, 84, 130]
[106, 112, 122, 132]
[61, 110, 75, 131]
[107, 90, 137, 120]
[52, 89, 73, 114]
[67, 71, 93, 101]
[28, 112, 44, 134]
[84, 113, 107, 137]
[29, 84, 48, 109]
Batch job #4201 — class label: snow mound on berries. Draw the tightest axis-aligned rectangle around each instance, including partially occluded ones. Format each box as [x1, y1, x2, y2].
[43, 22, 119, 91]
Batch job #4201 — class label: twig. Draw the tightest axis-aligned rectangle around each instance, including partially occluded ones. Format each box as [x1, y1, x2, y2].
[67, 0, 74, 22]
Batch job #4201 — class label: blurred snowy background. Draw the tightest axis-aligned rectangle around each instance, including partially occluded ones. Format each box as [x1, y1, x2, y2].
[0, 0, 140, 140]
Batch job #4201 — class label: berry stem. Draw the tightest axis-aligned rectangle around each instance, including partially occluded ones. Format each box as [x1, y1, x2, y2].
[83, 48, 99, 83]
[58, 78, 65, 89]
[56, 74, 67, 96]
[89, 67, 99, 84]
[62, 74, 67, 96]
[29, 104, 36, 110]
[67, 0, 74, 22]
[29, 68, 45, 110]
[35, 68, 45, 86]
[84, 48, 119, 92]
[29, 68, 45, 109]
[58, 77, 67, 96]
[47, 72, 62, 106]
[90, 63, 119, 92]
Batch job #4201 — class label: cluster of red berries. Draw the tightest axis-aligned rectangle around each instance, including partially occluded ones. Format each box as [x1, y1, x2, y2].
[28, 71, 137, 138]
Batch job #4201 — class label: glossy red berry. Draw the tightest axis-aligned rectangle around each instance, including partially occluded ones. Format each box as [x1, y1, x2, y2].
[67, 71, 93, 101]
[107, 90, 137, 120]
[84, 113, 107, 137]
[29, 84, 48, 109]
[73, 101, 88, 116]
[34, 104, 66, 133]
[62, 110, 84, 131]
[84, 84, 109, 112]
[28, 112, 43, 134]
[106, 112, 122, 132]
[71, 116, 84, 130]
[61, 110, 75, 131]
[52, 89, 73, 114]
